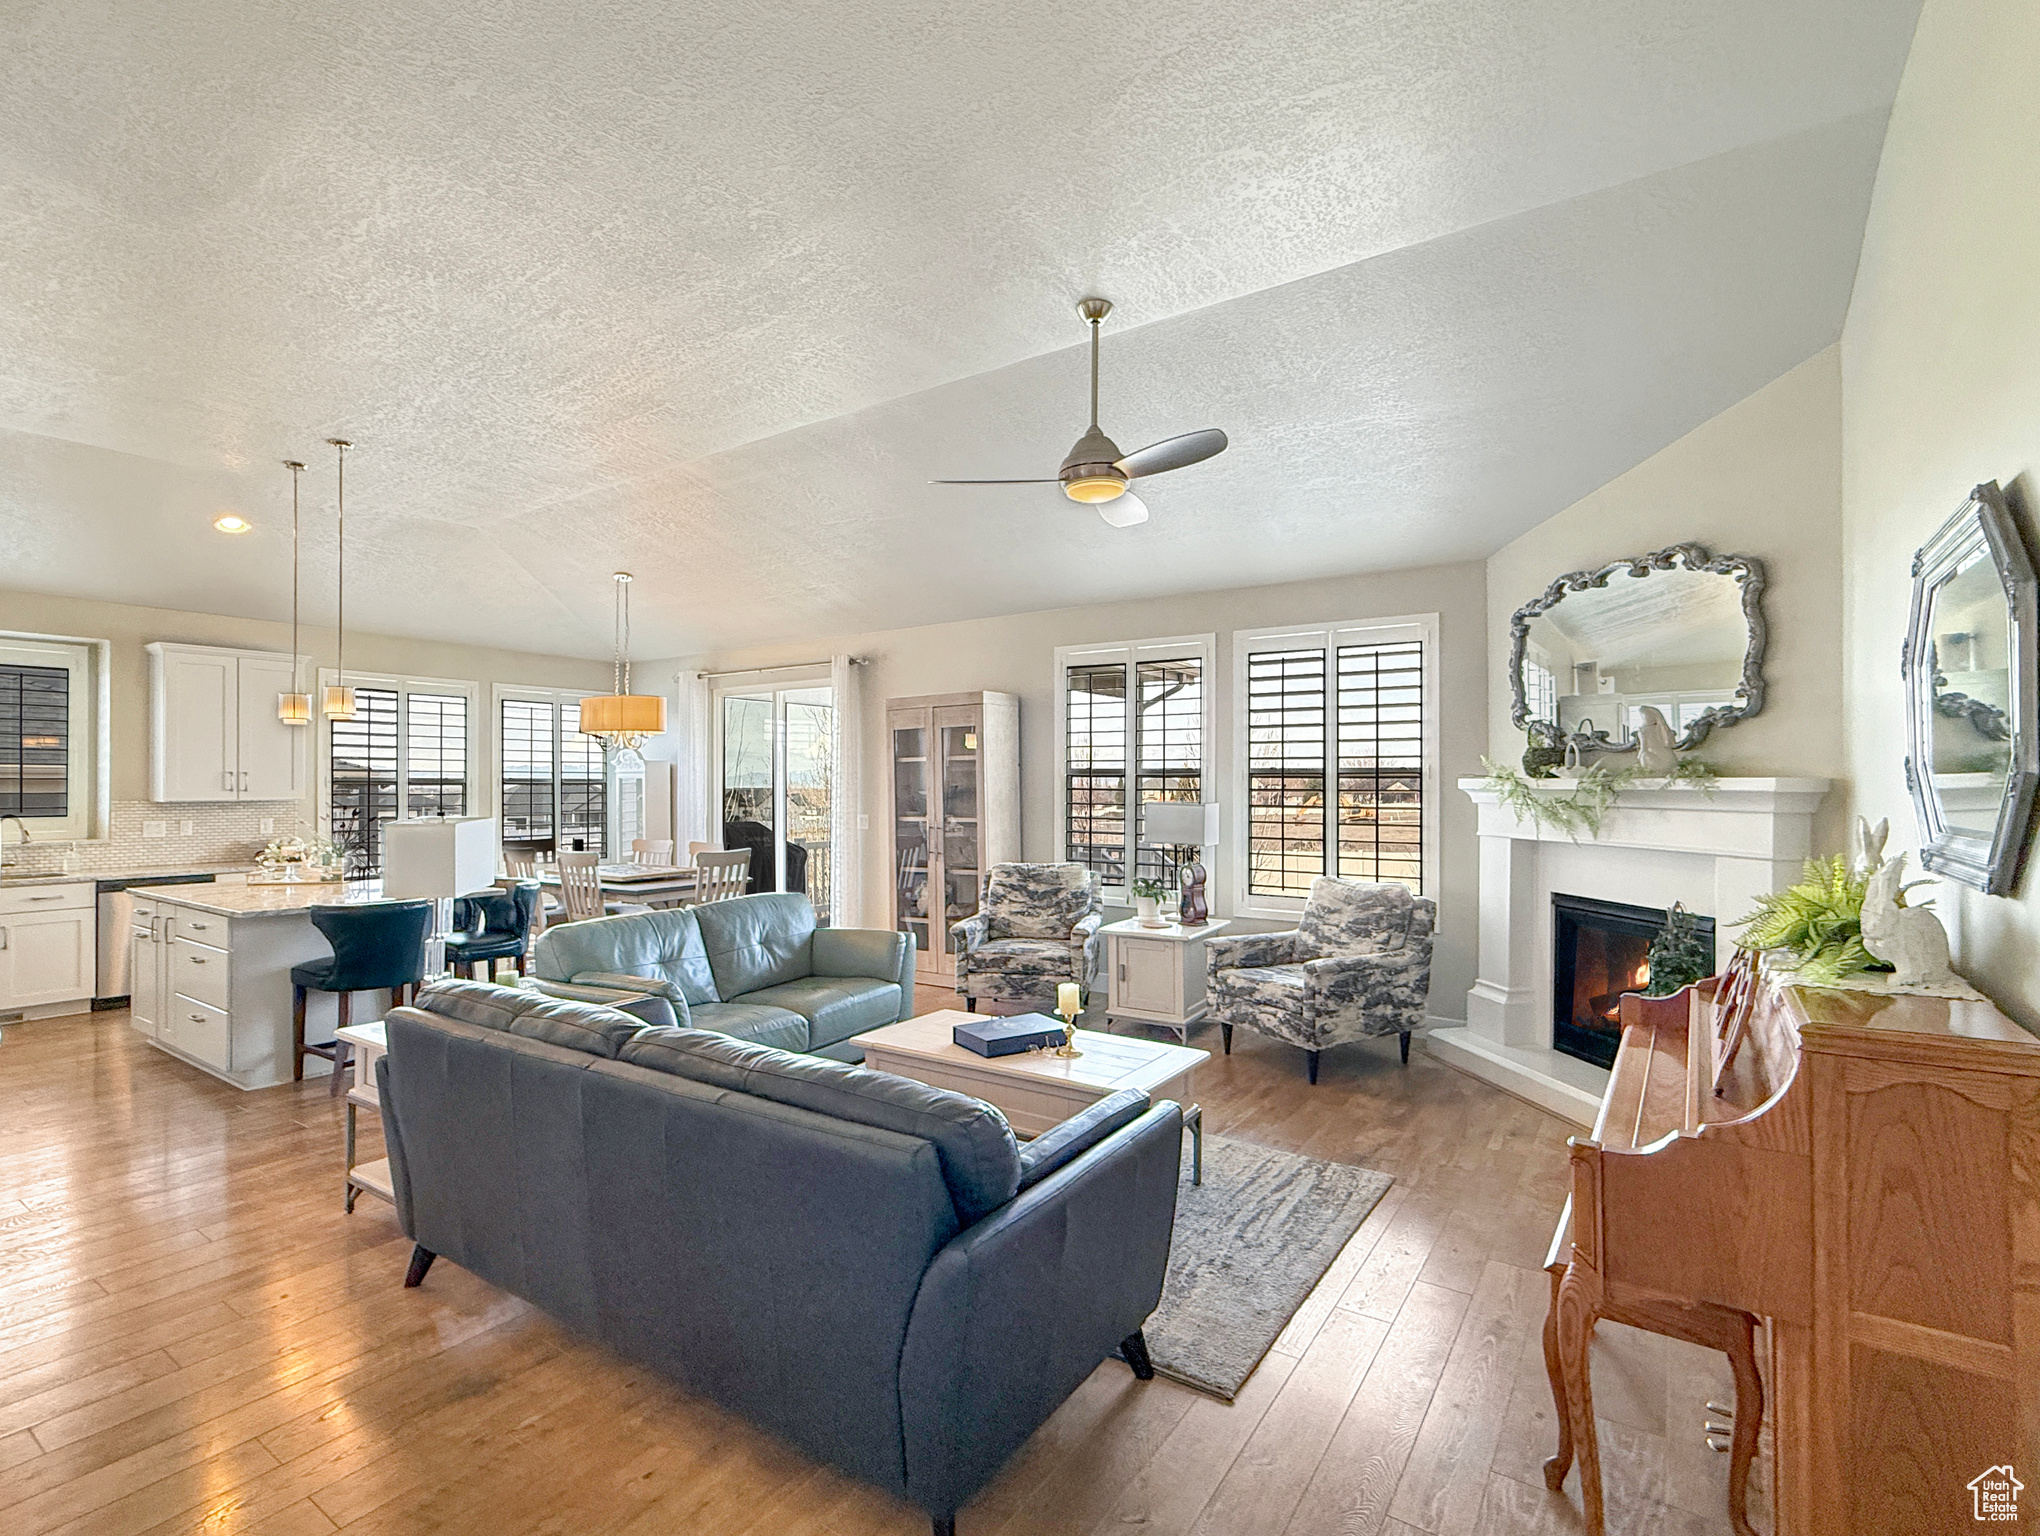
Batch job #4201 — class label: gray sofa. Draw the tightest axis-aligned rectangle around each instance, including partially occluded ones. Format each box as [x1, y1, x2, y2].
[377, 981, 1184, 1536]
[526, 892, 913, 1061]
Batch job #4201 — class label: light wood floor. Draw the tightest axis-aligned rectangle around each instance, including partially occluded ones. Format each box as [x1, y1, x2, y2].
[0, 993, 1757, 1536]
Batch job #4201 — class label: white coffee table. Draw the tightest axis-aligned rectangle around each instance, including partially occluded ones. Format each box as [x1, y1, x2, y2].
[853, 1010, 1209, 1183]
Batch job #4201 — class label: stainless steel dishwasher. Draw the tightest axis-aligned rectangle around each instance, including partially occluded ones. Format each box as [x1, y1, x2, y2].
[95, 874, 218, 1005]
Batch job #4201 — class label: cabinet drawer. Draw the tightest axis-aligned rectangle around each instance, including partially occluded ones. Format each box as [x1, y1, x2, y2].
[163, 996, 232, 1070]
[170, 937, 230, 1009]
[0, 883, 94, 915]
[172, 912, 230, 947]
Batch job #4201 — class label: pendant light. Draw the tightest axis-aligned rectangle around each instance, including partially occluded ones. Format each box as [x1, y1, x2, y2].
[579, 572, 667, 750]
[322, 438, 356, 720]
[278, 459, 311, 724]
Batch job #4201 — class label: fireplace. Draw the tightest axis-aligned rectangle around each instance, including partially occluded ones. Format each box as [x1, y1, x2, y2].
[1551, 894, 1714, 1070]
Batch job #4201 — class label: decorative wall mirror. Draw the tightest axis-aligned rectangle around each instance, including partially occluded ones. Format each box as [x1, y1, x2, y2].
[1509, 544, 1767, 755]
[1903, 481, 2038, 895]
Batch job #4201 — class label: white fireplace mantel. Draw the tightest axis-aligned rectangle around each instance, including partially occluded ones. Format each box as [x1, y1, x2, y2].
[1427, 775, 1831, 1125]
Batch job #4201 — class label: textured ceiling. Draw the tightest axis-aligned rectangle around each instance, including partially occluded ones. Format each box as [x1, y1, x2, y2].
[0, 0, 1922, 658]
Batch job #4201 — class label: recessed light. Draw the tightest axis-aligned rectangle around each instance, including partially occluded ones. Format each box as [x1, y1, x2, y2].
[213, 514, 253, 534]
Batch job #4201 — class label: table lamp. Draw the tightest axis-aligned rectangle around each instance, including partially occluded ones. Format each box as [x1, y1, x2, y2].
[382, 816, 500, 976]
[1142, 802, 1220, 925]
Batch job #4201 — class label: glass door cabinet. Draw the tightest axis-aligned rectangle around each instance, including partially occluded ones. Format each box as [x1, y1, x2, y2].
[887, 691, 1019, 982]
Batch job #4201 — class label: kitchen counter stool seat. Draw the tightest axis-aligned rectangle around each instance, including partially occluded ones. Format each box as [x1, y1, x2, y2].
[292, 901, 434, 1096]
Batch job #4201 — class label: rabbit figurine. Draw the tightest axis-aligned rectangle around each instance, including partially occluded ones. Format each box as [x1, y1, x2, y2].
[1860, 852, 1953, 987]
[1634, 706, 1680, 775]
[1851, 816, 1889, 880]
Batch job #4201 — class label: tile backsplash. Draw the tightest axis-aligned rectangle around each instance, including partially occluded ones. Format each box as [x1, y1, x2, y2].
[1, 800, 314, 878]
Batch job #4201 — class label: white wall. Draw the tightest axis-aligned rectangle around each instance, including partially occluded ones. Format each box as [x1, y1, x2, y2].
[0, 587, 605, 873]
[1840, 0, 2040, 1028]
[654, 559, 1488, 1018]
[1487, 347, 1850, 854]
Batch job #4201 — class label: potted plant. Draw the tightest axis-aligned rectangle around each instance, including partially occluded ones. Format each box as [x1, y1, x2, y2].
[1130, 877, 1166, 926]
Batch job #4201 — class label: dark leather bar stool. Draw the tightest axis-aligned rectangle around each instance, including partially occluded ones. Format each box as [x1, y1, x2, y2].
[444, 881, 540, 981]
[292, 900, 434, 1096]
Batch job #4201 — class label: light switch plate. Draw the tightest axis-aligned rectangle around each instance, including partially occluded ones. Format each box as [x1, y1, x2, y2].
[179, 820, 194, 836]
[260, 818, 275, 834]
[858, 815, 869, 830]
[142, 821, 168, 838]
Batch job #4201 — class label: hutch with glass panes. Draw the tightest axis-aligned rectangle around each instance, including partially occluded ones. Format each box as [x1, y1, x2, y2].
[887, 691, 1019, 983]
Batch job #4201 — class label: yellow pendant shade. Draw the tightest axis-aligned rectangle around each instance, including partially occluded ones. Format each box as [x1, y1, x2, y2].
[578, 692, 667, 738]
[278, 692, 311, 725]
[323, 684, 357, 720]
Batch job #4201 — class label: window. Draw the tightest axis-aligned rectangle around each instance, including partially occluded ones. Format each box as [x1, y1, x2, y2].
[320, 672, 479, 876]
[0, 664, 68, 819]
[1055, 635, 1214, 897]
[1234, 616, 1436, 908]
[497, 691, 607, 858]
[0, 633, 105, 840]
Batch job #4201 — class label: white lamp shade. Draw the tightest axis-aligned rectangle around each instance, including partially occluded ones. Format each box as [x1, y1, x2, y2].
[1143, 801, 1219, 846]
[381, 816, 500, 899]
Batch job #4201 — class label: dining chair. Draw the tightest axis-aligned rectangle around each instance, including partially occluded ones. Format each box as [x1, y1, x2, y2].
[503, 849, 538, 878]
[556, 851, 607, 923]
[686, 841, 716, 860]
[630, 838, 674, 865]
[291, 900, 434, 1095]
[688, 849, 751, 905]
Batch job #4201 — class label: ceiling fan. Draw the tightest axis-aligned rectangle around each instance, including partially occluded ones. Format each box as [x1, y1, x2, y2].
[933, 297, 1228, 527]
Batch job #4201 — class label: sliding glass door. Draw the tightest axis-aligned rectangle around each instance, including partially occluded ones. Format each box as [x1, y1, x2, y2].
[718, 684, 833, 917]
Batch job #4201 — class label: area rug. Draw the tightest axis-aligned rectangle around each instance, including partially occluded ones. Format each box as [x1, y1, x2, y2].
[1143, 1135, 1393, 1402]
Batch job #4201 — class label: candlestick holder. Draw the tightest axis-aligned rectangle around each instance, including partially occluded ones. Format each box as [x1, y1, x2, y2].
[1054, 1008, 1083, 1058]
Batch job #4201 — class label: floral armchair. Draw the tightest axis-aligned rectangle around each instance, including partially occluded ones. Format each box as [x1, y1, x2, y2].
[950, 862, 1103, 1011]
[1205, 876, 1435, 1083]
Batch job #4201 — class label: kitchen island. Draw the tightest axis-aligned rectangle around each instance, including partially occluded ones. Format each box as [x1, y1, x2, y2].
[133, 879, 393, 1090]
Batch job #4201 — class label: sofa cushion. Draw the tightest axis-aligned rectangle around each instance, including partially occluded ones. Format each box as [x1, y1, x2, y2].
[413, 979, 650, 1057]
[693, 893, 817, 997]
[616, 1029, 1021, 1224]
[985, 862, 1093, 939]
[684, 1001, 811, 1053]
[521, 980, 680, 1029]
[533, 909, 720, 1005]
[1294, 875, 1416, 962]
[741, 977, 903, 1051]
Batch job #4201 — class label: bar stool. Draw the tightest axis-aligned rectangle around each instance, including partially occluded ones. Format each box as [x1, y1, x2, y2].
[292, 901, 434, 1095]
[444, 881, 541, 981]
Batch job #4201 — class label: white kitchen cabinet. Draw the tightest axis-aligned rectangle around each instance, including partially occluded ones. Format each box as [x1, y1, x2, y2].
[129, 900, 165, 1038]
[147, 642, 305, 802]
[0, 883, 96, 1017]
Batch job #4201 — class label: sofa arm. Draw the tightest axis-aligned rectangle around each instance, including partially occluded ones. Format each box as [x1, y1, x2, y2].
[897, 1102, 1182, 1522]
[949, 911, 990, 955]
[812, 926, 916, 1020]
[1205, 930, 1299, 974]
[1016, 1089, 1149, 1191]
[522, 978, 683, 1028]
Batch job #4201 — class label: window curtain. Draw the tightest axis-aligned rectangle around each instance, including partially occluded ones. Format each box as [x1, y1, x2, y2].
[829, 653, 863, 927]
[674, 670, 715, 852]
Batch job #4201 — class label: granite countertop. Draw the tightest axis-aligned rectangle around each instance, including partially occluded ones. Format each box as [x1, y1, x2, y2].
[0, 863, 257, 889]
[150, 879, 390, 918]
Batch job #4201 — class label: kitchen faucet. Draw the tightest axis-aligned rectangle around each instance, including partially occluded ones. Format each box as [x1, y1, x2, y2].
[0, 815, 30, 875]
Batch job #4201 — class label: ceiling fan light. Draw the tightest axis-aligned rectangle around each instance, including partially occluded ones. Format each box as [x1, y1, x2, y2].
[1064, 474, 1126, 504]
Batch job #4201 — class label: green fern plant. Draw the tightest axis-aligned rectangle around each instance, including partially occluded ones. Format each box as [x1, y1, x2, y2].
[1731, 855, 1891, 982]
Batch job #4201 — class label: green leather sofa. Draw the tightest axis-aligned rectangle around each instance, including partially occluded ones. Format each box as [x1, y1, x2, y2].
[525, 893, 914, 1061]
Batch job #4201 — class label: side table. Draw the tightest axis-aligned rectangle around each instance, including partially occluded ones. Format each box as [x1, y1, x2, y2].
[337, 1020, 394, 1215]
[1101, 917, 1231, 1043]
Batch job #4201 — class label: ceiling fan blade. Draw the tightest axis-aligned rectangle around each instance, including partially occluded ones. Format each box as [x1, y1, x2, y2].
[930, 478, 1059, 485]
[1097, 490, 1148, 528]
[1115, 428, 1228, 479]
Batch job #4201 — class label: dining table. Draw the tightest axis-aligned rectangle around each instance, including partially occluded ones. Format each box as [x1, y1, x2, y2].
[499, 863, 703, 910]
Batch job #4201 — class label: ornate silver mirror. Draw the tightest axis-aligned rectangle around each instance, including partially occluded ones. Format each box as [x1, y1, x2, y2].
[1903, 481, 2037, 895]
[1509, 545, 1766, 756]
